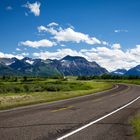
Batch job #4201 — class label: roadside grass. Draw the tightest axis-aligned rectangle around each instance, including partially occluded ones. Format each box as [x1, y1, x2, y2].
[94, 79, 140, 85]
[1, 77, 139, 111]
[99, 79, 140, 140]
[0, 79, 113, 110]
[131, 114, 140, 140]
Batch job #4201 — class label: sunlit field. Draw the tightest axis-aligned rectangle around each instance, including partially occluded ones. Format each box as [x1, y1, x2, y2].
[0, 76, 113, 110]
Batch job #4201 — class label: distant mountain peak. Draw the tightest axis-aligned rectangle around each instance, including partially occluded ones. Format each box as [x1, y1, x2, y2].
[111, 69, 127, 75]
[61, 55, 88, 63]
[22, 57, 32, 61]
[21, 57, 35, 65]
[62, 55, 84, 60]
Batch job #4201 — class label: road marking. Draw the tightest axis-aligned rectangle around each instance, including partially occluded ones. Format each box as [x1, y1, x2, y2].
[93, 85, 130, 102]
[51, 106, 74, 113]
[93, 98, 103, 102]
[57, 96, 140, 140]
[110, 94, 116, 97]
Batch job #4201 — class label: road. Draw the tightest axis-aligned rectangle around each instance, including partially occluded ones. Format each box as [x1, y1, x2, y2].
[0, 84, 140, 140]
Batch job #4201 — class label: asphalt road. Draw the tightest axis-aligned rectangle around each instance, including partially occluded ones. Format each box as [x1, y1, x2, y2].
[0, 84, 140, 140]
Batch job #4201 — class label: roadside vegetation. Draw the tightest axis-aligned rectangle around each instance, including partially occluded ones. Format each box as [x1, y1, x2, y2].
[131, 114, 140, 140]
[77, 74, 140, 85]
[0, 76, 113, 110]
[77, 74, 140, 80]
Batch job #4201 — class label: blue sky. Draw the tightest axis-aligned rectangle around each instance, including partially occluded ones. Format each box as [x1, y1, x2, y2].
[0, 0, 140, 71]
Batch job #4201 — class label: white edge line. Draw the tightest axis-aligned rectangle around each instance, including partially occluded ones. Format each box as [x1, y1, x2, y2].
[57, 96, 140, 140]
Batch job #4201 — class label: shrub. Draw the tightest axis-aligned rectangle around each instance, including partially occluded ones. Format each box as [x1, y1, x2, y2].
[46, 84, 61, 91]
[23, 85, 29, 92]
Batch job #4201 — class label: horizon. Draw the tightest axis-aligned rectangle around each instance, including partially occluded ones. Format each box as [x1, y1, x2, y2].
[1, 0, 140, 71]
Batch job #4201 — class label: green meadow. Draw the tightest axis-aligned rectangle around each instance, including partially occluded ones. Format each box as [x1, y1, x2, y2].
[0, 76, 113, 110]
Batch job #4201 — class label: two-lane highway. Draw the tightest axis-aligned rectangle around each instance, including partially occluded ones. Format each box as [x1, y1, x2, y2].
[0, 84, 140, 140]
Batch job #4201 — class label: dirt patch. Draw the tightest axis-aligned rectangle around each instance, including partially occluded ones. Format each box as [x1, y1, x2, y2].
[0, 95, 32, 104]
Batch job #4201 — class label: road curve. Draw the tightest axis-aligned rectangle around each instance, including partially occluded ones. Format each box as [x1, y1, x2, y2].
[0, 84, 140, 140]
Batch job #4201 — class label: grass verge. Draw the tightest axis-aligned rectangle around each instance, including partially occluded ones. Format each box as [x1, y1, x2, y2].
[131, 114, 140, 140]
[0, 80, 113, 110]
[95, 79, 140, 85]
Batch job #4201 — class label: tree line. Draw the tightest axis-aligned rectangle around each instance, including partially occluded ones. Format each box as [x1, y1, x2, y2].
[77, 74, 140, 80]
[0, 75, 65, 82]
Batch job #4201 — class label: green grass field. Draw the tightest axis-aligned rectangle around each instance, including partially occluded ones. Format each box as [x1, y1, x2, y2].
[0, 77, 113, 110]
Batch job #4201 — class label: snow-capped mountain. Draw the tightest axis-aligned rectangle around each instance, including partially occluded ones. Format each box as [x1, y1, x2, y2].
[57, 55, 108, 76]
[111, 69, 127, 75]
[0, 55, 108, 76]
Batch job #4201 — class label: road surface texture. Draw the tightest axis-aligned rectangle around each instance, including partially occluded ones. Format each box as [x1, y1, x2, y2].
[0, 84, 140, 140]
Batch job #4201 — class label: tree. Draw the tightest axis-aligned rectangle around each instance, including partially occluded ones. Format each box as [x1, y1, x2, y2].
[2, 75, 6, 80]
[23, 76, 27, 82]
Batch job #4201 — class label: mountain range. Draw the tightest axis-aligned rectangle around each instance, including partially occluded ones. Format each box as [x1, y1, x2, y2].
[0, 55, 140, 77]
[0, 55, 108, 76]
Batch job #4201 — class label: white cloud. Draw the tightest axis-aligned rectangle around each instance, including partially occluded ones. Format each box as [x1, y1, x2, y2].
[53, 28, 101, 45]
[0, 52, 23, 59]
[33, 48, 81, 60]
[16, 48, 21, 51]
[23, 1, 41, 16]
[38, 25, 49, 32]
[37, 24, 101, 45]
[47, 22, 59, 27]
[33, 45, 140, 71]
[19, 39, 56, 48]
[102, 41, 109, 46]
[111, 43, 121, 49]
[114, 29, 128, 33]
[21, 52, 29, 56]
[6, 6, 13, 11]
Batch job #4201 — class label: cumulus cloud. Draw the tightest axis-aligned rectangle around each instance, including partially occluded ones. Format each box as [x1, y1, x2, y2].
[111, 43, 121, 49]
[102, 41, 109, 46]
[19, 39, 56, 48]
[38, 25, 49, 32]
[23, 1, 41, 16]
[37, 24, 101, 45]
[47, 22, 59, 27]
[33, 45, 140, 71]
[0, 52, 23, 59]
[53, 28, 101, 45]
[33, 48, 81, 60]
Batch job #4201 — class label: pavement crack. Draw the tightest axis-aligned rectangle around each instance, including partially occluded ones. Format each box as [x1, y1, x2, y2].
[0, 122, 82, 129]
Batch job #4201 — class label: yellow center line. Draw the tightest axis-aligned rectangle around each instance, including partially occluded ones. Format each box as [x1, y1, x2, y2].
[51, 106, 74, 113]
[110, 94, 116, 97]
[93, 98, 103, 102]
